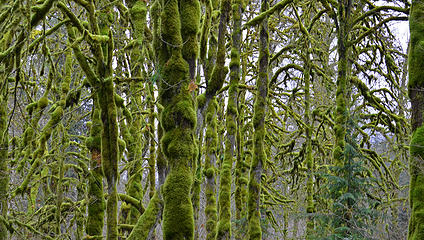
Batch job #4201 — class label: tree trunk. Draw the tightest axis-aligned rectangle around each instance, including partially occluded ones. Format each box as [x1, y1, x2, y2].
[248, 0, 269, 239]
[408, 1, 424, 239]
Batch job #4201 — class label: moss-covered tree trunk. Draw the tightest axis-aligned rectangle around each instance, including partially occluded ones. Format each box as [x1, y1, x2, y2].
[231, 1, 245, 238]
[126, 0, 147, 226]
[0, 28, 11, 240]
[304, 58, 315, 236]
[96, 8, 119, 240]
[180, 0, 201, 235]
[333, 0, 352, 235]
[235, 26, 250, 239]
[408, 1, 424, 239]
[204, 98, 218, 240]
[213, 1, 232, 240]
[248, 0, 269, 239]
[159, 0, 198, 239]
[99, 79, 119, 240]
[333, 0, 351, 167]
[86, 105, 105, 238]
[0, 80, 8, 240]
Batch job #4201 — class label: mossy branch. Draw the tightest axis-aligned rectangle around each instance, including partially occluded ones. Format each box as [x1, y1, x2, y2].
[244, 0, 293, 28]
[127, 191, 163, 240]
[118, 193, 145, 214]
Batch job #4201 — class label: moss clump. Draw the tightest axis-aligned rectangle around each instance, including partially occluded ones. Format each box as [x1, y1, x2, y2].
[163, 169, 194, 240]
[180, 0, 200, 62]
[23, 127, 34, 146]
[159, 0, 196, 238]
[204, 167, 215, 179]
[162, 128, 195, 160]
[197, 93, 206, 109]
[161, 93, 196, 132]
[37, 96, 49, 109]
[160, 0, 183, 52]
[26, 102, 38, 115]
[408, 1, 424, 94]
[86, 163, 105, 237]
[129, 0, 147, 39]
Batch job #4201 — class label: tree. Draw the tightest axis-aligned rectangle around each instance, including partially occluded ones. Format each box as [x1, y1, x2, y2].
[0, 0, 414, 239]
[408, 1, 424, 239]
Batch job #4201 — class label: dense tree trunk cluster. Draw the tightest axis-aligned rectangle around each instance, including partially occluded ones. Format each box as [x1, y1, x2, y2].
[0, 0, 416, 239]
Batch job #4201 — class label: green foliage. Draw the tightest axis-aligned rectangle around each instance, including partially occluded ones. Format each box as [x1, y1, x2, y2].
[313, 118, 380, 240]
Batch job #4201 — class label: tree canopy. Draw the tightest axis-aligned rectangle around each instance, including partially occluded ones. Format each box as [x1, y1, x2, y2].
[0, 0, 415, 239]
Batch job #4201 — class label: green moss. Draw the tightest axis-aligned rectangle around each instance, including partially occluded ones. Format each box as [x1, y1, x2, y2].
[162, 128, 195, 160]
[86, 168, 105, 237]
[411, 126, 424, 157]
[160, 0, 183, 51]
[203, 97, 218, 239]
[161, 90, 196, 132]
[50, 106, 63, 124]
[118, 138, 126, 158]
[204, 167, 215, 178]
[159, 0, 196, 238]
[229, 47, 240, 69]
[23, 127, 34, 146]
[163, 170, 194, 240]
[197, 93, 206, 109]
[123, 108, 132, 122]
[26, 102, 38, 115]
[127, 191, 162, 240]
[30, 0, 54, 27]
[206, 65, 228, 97]
[180, 0, 200, 62]
[408, 1, 424, 93]
[129, 0, 147, 39]
[0, 94, 8, 240]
